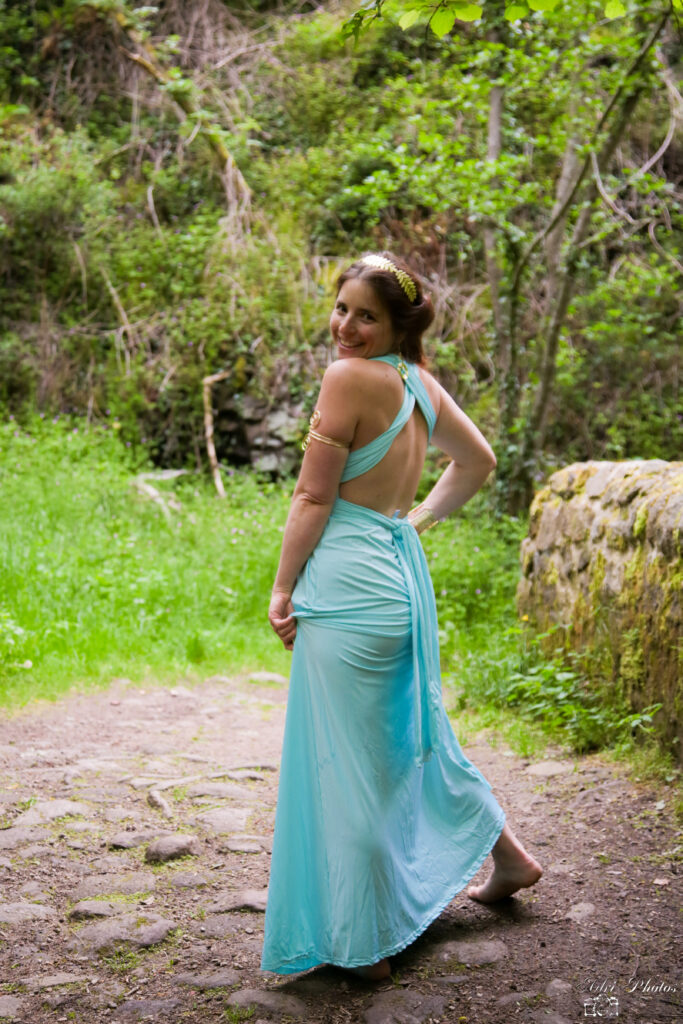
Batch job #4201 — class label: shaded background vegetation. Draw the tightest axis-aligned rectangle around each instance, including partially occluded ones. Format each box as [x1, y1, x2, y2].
[0, 0, 680, 506]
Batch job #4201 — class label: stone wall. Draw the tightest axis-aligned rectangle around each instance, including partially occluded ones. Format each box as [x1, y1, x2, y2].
[517, 460, 683, 756]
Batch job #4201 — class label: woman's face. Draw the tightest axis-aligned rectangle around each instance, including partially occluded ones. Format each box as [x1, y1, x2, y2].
[330, 278, 400, 361]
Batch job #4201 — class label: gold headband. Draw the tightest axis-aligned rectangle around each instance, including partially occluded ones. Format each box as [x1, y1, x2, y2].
[359, 254, 417, 304]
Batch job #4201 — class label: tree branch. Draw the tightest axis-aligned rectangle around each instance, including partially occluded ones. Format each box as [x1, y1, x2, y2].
[510, 7, 671, 296]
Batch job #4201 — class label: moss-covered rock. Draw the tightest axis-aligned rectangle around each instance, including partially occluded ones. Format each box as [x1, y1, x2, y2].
[517, 460, 683, 758]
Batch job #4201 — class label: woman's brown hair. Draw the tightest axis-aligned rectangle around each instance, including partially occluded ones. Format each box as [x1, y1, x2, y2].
[336, 251, 434, 365]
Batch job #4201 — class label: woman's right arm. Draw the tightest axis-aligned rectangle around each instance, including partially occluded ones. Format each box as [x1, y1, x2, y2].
[269, 360, 361, 649]
[416, 381, 497, 523]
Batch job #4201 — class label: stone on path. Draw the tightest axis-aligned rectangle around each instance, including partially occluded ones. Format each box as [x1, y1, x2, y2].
[72, 871, 157, 900]
[0, 995, 23, 1020]
[525, 761, 573, 778]
[108, 829, 172, 850]
[565, 901, 595, 923]
[19, 882, 50, 900]
[14, 799, 90, 826]
[175, 968, 240, 988]
[224, 838, 263, 853]
[24, 972, 88, 990]
[208, 888, 268, 913]
[68, 911, 176, 952]
[69, 900, 122, 921]
[147, 789, 173, 817]
[226, 987, 308, 1019]
[0, 901, 58, 925]
[363, 988, 448, 1024]
[104, 806, 142, 823]
[0, 827, 40, 850]
[219, 833, 271, 854]
[434, 937, 508, 966]
[187, 781, 253, 800]
[169, 870, 210, 888]
[546, 978, 573, 999]
[16, 843, 53, 859]
[195, 807, 250, 834]
[0, 856, 12, 869]
[112, 998, 182, 1020]
[62, 820, 100, 833]
[144, 833, 201, 863]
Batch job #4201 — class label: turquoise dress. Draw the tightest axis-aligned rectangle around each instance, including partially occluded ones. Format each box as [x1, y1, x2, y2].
[261, 354, 505, 974]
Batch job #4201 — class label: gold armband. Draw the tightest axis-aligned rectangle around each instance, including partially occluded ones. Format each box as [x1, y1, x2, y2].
[408, 505, 438, 535]
[301, 410, 351, 453]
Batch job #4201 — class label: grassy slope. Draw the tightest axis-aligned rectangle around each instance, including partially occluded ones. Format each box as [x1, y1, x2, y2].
[0, 419, 291, 704]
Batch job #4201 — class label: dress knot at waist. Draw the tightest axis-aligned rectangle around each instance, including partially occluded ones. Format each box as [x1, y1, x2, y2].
[330, 498, 443, 763]
[331, 497, 412, 532]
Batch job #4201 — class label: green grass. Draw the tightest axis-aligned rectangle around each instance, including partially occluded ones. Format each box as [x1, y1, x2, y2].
[0, 417, 290, 705]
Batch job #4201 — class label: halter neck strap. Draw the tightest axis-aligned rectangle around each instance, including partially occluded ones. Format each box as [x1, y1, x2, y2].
[340, 355, 436, 483]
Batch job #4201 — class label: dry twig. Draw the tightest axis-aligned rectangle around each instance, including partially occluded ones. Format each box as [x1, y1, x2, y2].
[203, 371, 232, 498]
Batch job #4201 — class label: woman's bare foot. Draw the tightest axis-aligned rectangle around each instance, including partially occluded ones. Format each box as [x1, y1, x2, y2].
[349, 958, 391, 981]
[468, 824, 543, 903]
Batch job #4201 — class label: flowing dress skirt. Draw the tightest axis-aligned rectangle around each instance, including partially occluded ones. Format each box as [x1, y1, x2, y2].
[261, 499, 505, 974]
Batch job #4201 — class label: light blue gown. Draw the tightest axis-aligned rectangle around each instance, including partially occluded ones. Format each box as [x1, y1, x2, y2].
[261, 354, 505, 974]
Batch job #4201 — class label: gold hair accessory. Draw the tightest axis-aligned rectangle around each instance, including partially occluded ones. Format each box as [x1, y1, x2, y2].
[359, 255, 418, 304]
[302, 410, 351, 452]
[408, 505, 438, 535]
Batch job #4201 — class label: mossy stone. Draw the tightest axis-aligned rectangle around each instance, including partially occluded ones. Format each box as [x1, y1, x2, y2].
[518, 460, 683, 759]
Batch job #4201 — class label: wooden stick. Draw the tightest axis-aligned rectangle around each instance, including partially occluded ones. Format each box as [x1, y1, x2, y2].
[203, 371, 231, 498]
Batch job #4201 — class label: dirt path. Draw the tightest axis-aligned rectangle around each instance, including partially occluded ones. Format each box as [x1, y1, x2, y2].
[0, 675, 680, 1024]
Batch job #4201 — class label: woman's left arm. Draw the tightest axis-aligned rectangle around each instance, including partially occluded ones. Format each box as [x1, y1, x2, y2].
[269, 361, 360, 649]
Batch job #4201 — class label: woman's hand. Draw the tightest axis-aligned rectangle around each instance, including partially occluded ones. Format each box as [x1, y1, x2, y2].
[269, 589, 297, 651]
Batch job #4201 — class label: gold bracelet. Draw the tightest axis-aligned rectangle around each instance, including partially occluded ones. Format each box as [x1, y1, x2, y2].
[302, 429, 350, 452]
[301, 409, 350, 452]
[408, 505, 438, 535]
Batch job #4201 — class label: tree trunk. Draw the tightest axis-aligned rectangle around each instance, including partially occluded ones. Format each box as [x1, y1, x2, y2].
[498, 7, 671, 514]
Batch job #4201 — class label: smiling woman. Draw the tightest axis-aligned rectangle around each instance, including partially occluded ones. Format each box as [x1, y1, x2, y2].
[262, 252, 542, 980]
[332, 252, 434, 365]
[331, 278, 396, 361]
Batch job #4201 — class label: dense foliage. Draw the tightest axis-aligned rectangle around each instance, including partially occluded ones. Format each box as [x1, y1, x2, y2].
[0, 0, 681, 506]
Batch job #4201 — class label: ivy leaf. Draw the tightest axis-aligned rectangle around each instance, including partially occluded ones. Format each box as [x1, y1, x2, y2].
[452, 3, 483, 20]
[504, 3, 529, 19]
[527, 0, 559, 10]
[604, 0, 626, 16]
[398, 8, 421, 29]
[430, 8, 457, 36]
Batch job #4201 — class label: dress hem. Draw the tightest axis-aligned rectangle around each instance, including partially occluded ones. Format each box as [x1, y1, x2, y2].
[260, 810, 506, 975]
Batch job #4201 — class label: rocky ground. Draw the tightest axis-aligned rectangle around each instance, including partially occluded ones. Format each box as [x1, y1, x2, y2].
[0, 674, 680, 1024]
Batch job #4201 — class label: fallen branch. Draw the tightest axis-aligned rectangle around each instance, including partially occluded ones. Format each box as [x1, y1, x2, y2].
[203, 371, 231, 498]
[130, 470, 187, 524]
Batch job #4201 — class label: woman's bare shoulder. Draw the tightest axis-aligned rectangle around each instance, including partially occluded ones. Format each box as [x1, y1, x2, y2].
[321, 357, 391, 395]
[417, 366, 445, 415]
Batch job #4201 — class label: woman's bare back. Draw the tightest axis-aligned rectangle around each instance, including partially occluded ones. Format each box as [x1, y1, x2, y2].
[338, 360, 438, 518]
